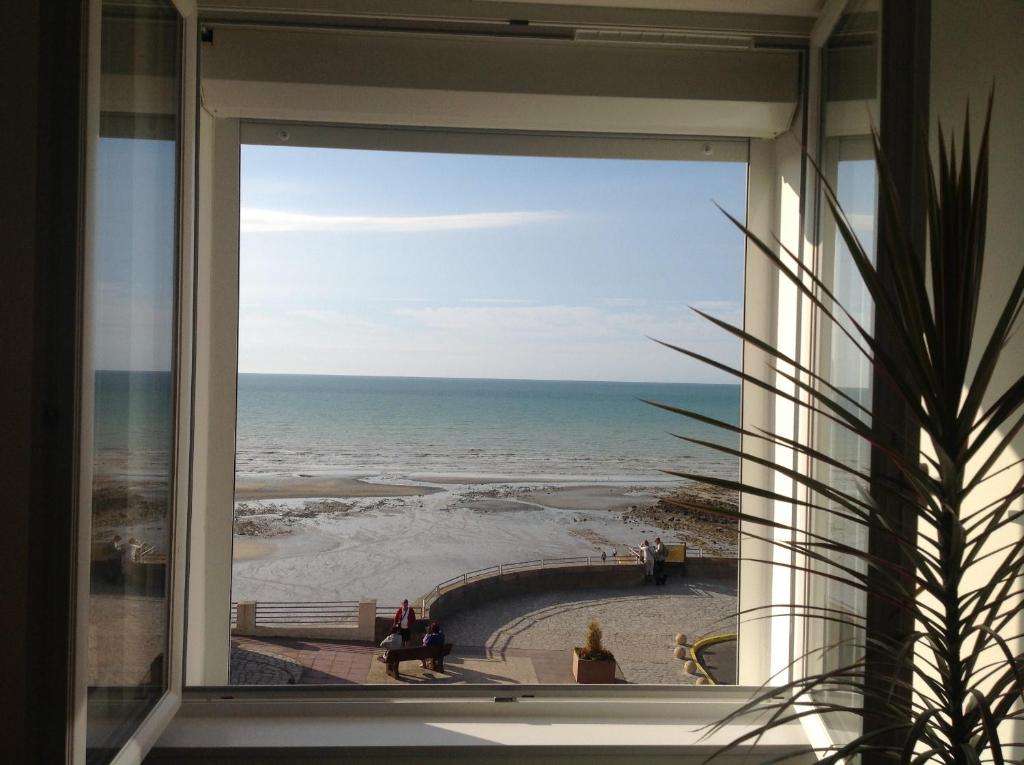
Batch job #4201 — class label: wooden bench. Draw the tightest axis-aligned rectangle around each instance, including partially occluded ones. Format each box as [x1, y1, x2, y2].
[381, 643, 453, 678]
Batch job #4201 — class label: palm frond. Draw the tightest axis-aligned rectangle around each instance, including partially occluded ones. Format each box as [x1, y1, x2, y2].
[649, 94, 1023, 763]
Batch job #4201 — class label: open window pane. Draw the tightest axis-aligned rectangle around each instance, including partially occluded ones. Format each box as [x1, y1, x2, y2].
[226, 139, 746, 686]
[806, 0, 879, 743]
[84, 1, 181, 760]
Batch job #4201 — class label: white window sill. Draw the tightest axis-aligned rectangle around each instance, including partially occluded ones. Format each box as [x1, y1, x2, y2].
[155, 688, 812, 760]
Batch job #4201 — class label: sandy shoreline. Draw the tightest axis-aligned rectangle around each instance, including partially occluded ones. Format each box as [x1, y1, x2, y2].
[231, 475, 738, 604]
[235, 475, 442, 501]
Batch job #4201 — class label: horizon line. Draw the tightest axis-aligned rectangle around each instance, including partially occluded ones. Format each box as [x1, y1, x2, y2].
[234, 370, 740, 386]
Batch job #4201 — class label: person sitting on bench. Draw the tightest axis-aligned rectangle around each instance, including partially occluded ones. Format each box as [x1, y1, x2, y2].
[420, 622, 446, 668]
[379, 625, 402, 662]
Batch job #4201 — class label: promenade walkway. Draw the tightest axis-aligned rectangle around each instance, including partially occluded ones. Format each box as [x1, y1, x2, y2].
[231, 575, 736, 685]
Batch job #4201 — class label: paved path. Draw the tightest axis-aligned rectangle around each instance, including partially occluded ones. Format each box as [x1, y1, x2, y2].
[441, 576, 737, 684]
[232, 637, 375, 684]
[231, 575, 737, 685]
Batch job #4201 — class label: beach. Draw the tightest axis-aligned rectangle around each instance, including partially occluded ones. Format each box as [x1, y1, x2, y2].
[231, 473, 737, 605]
[228, 374, 740, 605]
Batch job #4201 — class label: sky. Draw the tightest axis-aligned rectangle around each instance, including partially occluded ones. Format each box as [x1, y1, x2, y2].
[95, 137, 176, 373]
[238, 145, 747, 384]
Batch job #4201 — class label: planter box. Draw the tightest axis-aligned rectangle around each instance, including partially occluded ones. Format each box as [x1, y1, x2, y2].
[572, 650, 616, 684]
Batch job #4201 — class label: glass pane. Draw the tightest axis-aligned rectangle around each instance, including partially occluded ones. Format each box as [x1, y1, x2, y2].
[807, 0, 878, 742]
[228, 143, 747, 686]
[85, 1, 180, 761]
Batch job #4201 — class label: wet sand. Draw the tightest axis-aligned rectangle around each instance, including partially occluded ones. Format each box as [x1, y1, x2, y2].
[235, 475, 442, 501]
[520, 484, 658, 512]
[233, 539, 277, 561]
[231, 477, 737, 605]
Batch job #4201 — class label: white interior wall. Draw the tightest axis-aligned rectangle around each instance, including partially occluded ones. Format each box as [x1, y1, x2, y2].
[200, 25, 800, 137]
[929, 0, 1024, 755]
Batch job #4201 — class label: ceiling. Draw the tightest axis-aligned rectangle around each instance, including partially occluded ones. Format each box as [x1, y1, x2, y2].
[197, 0, 827, 40]
[473, 0, 825, 15]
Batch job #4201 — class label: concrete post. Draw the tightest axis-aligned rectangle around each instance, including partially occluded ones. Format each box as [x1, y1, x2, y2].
[235, 600, 256, 635]
[358, 599, 377, 641]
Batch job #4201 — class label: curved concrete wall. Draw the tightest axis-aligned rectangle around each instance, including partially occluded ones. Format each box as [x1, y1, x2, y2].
[424, 559, 738, 624]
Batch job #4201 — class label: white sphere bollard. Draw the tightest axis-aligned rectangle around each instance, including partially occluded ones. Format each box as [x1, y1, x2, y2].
[673, 646, 688, 660]
[695, 676, 709, 685]
[683, 659, 699, 675]
[675, 633, 687, 646]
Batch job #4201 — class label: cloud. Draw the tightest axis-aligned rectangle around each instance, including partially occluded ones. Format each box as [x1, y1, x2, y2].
[240, 301, 741, 382]
[689, 300, 742, 316]
[602, 298, 646, 307]
[462, 298, 537, 305]
[394, 305, 609, 337]
[239, 208, 566, 234]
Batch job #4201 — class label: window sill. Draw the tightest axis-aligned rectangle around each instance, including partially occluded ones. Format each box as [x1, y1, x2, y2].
[153, 687, 812, 762]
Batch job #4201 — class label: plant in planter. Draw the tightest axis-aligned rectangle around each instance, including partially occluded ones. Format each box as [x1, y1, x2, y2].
[649, 98, 1024, 762]
[572, 621, 617, 684]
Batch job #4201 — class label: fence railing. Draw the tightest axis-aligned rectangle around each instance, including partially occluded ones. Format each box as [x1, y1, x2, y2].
[254, 600, 360, 626]
[419, 548, 739, 612]
[420, 554, 637, 612]
[230, 600, 400, 629]
[230, 548, 739, 628]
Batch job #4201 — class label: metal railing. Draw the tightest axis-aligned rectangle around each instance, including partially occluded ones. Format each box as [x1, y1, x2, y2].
[418, 548, 740, 611]
[230, 600, 400, 628]
[229, 549, 740, 626]
[420, 554, 637, 612]
[253, 600, 360, 626]
[690, 548, 739, 558]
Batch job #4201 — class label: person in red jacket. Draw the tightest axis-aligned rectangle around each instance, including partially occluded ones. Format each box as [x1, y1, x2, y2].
[393, 599, 416, 646]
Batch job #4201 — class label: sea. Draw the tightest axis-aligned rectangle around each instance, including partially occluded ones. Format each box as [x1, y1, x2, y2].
[234, 373, 740, 483]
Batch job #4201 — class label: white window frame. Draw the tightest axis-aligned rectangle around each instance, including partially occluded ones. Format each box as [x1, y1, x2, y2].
[73, 1, 199, 764]
[79, 5, 863, 758]
[177, 101, 809, 762]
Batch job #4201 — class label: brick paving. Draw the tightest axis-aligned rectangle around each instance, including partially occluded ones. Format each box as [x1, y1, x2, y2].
[232, 637, 375, 684]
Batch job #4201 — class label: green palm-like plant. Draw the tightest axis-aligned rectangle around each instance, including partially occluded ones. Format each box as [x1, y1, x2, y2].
[650, 97, 1023, 762]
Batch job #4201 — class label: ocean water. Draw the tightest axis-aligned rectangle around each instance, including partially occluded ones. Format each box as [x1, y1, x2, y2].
[235, 374, 740, 482]
[94, 369, 174, 482]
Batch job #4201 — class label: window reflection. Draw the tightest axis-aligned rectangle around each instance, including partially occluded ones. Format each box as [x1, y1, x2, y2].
[85, 2, 180, 762]
[807, 0, 878, 742]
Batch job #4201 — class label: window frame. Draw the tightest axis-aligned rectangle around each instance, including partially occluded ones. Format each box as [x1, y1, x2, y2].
[187, 114, 756, 691]
[165, 5, 866, 757]
[72, 1, 199, 763]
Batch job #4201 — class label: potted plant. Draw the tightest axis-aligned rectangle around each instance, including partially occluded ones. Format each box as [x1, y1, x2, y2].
[650, 97, 1023, 762]
[572, 621, 617, 684]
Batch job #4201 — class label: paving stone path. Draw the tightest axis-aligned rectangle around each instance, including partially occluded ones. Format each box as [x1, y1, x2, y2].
[230, 575, 737, 685]
[440, 576, 737, 684]
[230, 641, 304, 685]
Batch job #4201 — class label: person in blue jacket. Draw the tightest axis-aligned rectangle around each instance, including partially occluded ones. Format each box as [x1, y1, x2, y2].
[420, 622, 446, 667]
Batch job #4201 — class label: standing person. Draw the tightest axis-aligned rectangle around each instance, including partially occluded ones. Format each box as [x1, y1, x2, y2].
[109, 535, 124, 586]
[653, 537, 667, 585]
[393, 599, 416, 646]
[640, 540, 654, 584]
